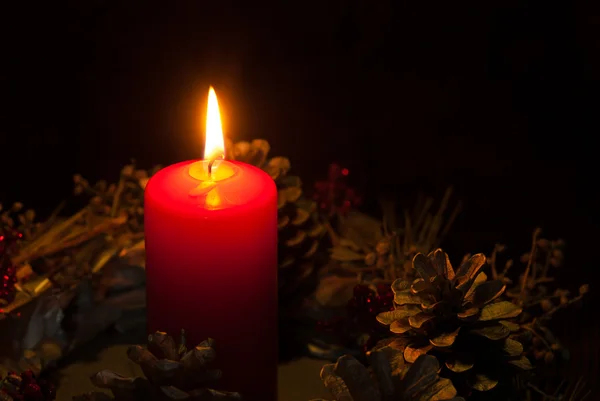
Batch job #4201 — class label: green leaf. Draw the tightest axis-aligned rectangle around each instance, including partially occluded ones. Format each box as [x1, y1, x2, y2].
[329, 246, 364, 262]
[479, 301, 522, 321]
[429, 327, 461, 347]
[508, 356, 533, 370]
[503, 338, 524, 356]
[471, 324, 510, 340]
[377, 306, 421, 325]
[471, 374, 498, 391]
[394, 290, 423, 305]
[499, 320, 520, 332]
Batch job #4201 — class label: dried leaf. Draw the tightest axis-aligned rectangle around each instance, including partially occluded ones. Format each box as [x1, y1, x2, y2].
[401, 355, 440, 396]
[286, 231, 307, 247]
[429, 327, 461, 347]
[472, 280, 506, 306]
[368, 344, 405, 398]
[411, 278, 430, 294]
[421, 301, 447, 314]
[334, 355, 381, 401]
[264, 156, 290, 179]
[394, 289, 423, 305]
[408, 312, 435, 328]
[479, 301, 522, 321]
[315, 275, 358, 307]
[277, 192, 287, 209]
[304, 240, 320, 259]
[320, 364, 353, 401]
[404, 344, 433, 363]
[282, 187, 302, 203]
[455, 253, 487, 279]
[416, 377, 458, 401]
[445, 357, 474, 373]
[508, 356, 533, 370]
[391, 279, 411, 293]
[457, 307, 479, 320]
[471, 374, 498, 391]
[281, 175, 302, 188]
[464, 272, 487, 299]
[503, 338, 524, 356]
[413, 253, 438, 281]
[430, 248, 455, 280]
[471, 324, 510, 340]
[292, 208, 310, 226]
[278, 215, 290, 229]
[390, 319, 413, 334]
[330, 246, 364, 262]
[377, 306, 421, 325]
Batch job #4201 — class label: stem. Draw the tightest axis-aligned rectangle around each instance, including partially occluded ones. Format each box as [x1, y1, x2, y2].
[521, 324, 553, 351]
[520, 228, 542, 303]
[435, 200, 462, 250]
[110, 178, 125, 217]
[490, 245, 500, 280]
[541, 294, 584, 320]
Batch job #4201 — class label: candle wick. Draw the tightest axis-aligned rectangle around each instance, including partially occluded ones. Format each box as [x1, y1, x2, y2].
[207, 156, 218, 176]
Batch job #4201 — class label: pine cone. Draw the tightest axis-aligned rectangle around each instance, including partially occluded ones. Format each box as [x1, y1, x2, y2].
[226, 139, 327, 297]
[376, 249, 532, 395]
[72, 331, 241, 401]
[312, 351, 464, 401]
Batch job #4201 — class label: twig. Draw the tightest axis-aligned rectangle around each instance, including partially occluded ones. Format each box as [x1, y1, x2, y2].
[435, 200, 462, 250]
[527, 382, 557, 400]
[325, 221, 340, 247]
[13, 214, 127, 266]
[490, 244, 501, 280]
[520, 228, 542, 303]
[521, 324, 553, 351]
[110, 177, 126, 217]
[541, 294, 584, 320]
[16, 207, 88, 262]
[413, 197, 433, 235]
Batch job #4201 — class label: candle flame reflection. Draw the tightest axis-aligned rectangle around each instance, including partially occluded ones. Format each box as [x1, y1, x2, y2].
[204, 86, 225, 162]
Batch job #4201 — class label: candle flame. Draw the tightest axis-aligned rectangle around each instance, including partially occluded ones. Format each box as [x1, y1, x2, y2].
[204, 86, 225, 161]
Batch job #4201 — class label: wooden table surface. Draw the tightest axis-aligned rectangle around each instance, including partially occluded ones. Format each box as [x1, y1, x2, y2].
[52, 326, 331, 401]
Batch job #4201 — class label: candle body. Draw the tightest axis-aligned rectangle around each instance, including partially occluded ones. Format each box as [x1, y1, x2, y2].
[145, 160, 277, 401]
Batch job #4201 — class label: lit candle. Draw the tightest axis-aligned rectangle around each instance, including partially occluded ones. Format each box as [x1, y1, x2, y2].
[144, 87, 277, 400]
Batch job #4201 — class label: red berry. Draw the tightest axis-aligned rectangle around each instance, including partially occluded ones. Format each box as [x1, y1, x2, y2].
[23, 383, 44, 401]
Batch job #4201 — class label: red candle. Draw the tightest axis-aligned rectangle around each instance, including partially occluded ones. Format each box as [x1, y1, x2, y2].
[144, 87, 277, 400]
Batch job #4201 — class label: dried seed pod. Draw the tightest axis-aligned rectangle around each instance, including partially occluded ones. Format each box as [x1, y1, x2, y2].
[75, 333, 241, 401]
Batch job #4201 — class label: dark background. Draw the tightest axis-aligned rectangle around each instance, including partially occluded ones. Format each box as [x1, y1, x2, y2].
[3, 0, 599, 385]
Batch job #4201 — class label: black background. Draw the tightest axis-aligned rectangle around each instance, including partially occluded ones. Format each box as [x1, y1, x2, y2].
[3, 0, 599, 383]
